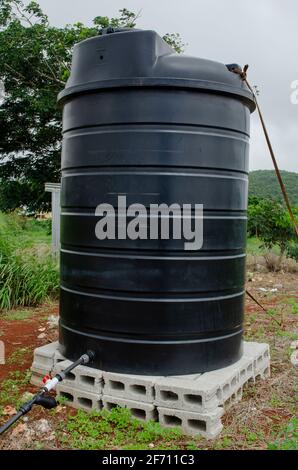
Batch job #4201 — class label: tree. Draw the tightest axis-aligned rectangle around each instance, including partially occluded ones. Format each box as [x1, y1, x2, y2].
[0, 1, 184, 213]
[248, 197, 297, 269]
[247, 196, 263, 237]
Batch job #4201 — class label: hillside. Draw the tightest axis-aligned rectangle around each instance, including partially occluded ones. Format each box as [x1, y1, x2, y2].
[249, 170, 298, 205]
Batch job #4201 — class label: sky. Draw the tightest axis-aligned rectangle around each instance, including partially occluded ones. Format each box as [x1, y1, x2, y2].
[34, 0, 298, 172]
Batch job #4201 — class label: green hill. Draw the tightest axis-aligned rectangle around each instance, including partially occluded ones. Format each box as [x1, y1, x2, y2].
[249, 170, 298, 206]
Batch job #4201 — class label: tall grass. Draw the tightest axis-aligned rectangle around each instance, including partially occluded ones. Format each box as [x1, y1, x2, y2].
[0, 213, 59, 309]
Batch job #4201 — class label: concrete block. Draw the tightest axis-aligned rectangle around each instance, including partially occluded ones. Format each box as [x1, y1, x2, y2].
[243, 342, 270, 375]
[31, 341, 58, 371]
[155, 375, 219, 412]
[56, 383, 102, 413]
[254, 363, 271, 381]
[102, 395, 157, 422]
[30, 344, 58, 387]
[31, 362, 50, 376]
[154, 341, 270, 412]
[103, 371, 157, 403]
[53, 360, 103, 394]
[158, 406, 223, 439]
[53, 348, 65, 365]
[224, 386, 243, 409]
[30, 372, 44, 388]
[29, 339, 270, 439]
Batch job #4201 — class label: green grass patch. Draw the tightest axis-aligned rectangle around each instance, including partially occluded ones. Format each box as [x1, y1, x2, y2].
[285, 298, 298, 315]
[247, 237, 263, 255]
[0, 212, 51, 247]
[57, 407, 184, 450]
[7, 347, 31, 365]
[267, 418, 298, 450]
[1, 308, 36, 321]
[275, 330, 298, 340]
[246, 236, 279, 255]
[0, 370, 32, 410]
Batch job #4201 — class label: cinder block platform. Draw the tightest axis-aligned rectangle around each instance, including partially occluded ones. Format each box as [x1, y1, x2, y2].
[31, 341, 270, 439]
[158, 406, 223, 439]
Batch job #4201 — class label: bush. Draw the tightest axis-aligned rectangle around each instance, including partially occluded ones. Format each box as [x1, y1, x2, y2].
[248, 198, 297, 271]
[0, 214, 59, 309]
[286, 243, 298, 262]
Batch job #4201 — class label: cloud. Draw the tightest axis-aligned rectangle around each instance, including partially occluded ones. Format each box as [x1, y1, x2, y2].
[33, 0, 298, 171]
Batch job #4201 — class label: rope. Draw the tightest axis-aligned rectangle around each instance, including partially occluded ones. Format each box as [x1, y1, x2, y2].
[245, 288, 281, 327]
[235, 64, 298, 237]
[245, 288, 266, 311]
[230, 64, 298, 315]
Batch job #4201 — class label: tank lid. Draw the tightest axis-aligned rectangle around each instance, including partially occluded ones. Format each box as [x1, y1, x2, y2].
[58, 29, 255, 111]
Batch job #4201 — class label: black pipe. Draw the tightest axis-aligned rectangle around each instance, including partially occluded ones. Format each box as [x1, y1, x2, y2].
[0, 411, 23, 435]
[0, 350, 95, 436]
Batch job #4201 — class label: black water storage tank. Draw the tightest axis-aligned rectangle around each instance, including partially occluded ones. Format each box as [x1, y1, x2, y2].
[58, 28, 255, 375]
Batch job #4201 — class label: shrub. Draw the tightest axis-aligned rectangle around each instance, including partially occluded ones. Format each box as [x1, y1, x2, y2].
[286, 243, 298, 262]
[248, 198, 297, 271]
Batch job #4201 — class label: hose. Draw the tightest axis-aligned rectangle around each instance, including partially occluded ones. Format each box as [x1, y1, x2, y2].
[0, 350, 95, 436]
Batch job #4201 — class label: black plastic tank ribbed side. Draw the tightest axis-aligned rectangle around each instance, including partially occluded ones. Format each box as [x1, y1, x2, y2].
[58, 29, 255, 375]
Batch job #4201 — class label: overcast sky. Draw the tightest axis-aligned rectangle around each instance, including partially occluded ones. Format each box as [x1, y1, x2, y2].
[35, 0, 298, 172]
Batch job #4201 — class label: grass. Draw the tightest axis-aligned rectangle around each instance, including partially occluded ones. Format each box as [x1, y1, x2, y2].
[0, 370, 32, 412]
[286, 298, 298, 315]
[2, 308, 36, 321]
[0, 216, 297, 450]
[54, 395, 298, 450]
[0, 212, 51, 247]
[247, 237, 264, 255]
[56, 407, 184, 450]
[0, 212, 59, 309]
[246, 236, 280, 256]
[267, 418, 298, 450]
[7, 347, 31, 365]
[0, 301, 297, 450]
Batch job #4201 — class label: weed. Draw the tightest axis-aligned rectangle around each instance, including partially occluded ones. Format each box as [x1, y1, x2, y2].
[214, 436, 232, 449]
[56, 407, 183, 450]
[56, 395, 69, 406]
[265, 308, 282, 327]
[2, 309, 35, 321]
[269, 393, 284, 408]
[34, 442, 46, 450]
[136, 419, 181, 443]
[7, 347, 30, 365]
[267, 417, 298, 450]
[0, 370, 31, 408]
[241, 426, 265, 445]
[276, 330, 298, 340]
[285, 298, 298, 315]
[186, 441, 200, 450]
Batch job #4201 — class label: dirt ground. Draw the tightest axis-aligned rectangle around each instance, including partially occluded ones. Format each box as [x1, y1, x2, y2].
[0, 272, 297, 450]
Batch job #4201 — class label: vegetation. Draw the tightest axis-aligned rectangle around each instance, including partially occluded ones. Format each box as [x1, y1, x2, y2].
[267, 418, 298, 450]
[0, 212, 58, 309]
[2, 307, 37, 320]
[0, 2, 296, 454]
[0, 1, 184, 213]
[57, 407, 183, 450]
[248, 196, 297, 269]
[7, 347, 30, 365]
[249, 170, 298, 205]
[0, 369, 32, 409]
[0, 278, 297, 450]
[287, 243, 298, 262]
